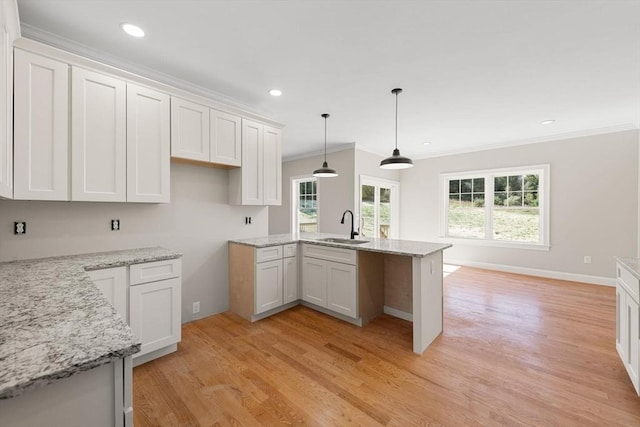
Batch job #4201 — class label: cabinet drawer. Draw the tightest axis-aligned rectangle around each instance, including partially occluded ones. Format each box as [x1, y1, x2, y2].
[283, 243, 297, 258]
[130, 258, 181, 285]
[618, 262, 639, 303]
[256, 245, 282, 263]
[303, 244, 356, 265]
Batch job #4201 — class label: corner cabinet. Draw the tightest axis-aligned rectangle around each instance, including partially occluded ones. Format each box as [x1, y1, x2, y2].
[228, 119, 282, 206]
[616, 261, 640, 395]
[0, 0, 19, 199]
[89, 258, 182, 366]
[229, 242, 298, 321]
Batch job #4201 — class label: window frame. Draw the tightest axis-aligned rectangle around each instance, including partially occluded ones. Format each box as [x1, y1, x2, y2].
[291, 175, 319, 234]
[439, 164, 550, 251]
[358, 175, 400, 239]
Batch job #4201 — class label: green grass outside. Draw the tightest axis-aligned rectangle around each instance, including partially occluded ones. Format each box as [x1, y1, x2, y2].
[448, 204, 540, 242]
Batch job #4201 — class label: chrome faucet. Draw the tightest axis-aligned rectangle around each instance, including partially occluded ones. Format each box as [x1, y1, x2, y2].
[340, 210, 359, 239]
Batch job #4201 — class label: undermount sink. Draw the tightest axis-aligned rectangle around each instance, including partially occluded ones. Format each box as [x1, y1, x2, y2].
[317, 237, 370, 245]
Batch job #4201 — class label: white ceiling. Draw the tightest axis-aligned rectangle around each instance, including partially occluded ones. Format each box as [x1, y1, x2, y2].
[16, 0, 640, 160]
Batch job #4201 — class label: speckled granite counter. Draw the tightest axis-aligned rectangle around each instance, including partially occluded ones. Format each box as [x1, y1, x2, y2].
[616, 257, 640, 279]
[229, 232, 451, 257]
[0, 247, 181, 399]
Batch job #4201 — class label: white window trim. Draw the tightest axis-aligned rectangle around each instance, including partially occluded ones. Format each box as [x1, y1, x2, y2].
[439, 164, 550, 250]
[291, 175, 319, 234]
[359, 175, 400, 239]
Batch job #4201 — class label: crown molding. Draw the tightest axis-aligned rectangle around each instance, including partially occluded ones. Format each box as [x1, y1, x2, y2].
[283, 142, 355, 162]
[18, 23, 282, 126]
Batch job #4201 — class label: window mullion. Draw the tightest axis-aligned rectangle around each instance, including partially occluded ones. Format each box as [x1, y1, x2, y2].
[486, 175, 494, 240]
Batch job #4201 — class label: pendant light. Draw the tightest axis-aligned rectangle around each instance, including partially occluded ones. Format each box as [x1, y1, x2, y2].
[380, 88, 414, 169]
[313, 113, 338, 177]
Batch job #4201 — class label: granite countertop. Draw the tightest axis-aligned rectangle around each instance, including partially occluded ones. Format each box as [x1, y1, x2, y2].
[0, 247, 182, 400]
[229, 233, 451, 258]
[616, 257, 640, 279]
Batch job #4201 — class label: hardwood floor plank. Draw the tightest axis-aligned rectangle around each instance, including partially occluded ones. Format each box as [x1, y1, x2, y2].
[133, 267, 640, 426]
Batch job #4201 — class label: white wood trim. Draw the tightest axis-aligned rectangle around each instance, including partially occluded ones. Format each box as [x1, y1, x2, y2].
[383, 306, 413, 322]
[445, 258, 615, 287]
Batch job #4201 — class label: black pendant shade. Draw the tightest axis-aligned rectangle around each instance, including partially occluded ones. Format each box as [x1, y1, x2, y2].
[313, 113, 338, 177]
[380, 88, 414, 170]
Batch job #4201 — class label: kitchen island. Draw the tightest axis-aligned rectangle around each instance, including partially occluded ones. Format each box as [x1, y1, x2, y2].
[0, 247, 181, 427]
[229, 233, 451, 354]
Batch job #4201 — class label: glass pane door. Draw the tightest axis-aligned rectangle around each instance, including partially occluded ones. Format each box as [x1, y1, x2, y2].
[359, 177, 399, 239]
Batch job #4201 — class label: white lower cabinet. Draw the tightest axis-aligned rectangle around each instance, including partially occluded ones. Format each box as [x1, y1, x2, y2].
[302, 244, 358, 319]
[130, 276, 181, 357]
[87, 267, 128, 321]
[283, 254, 299, 304]
[327, 262, 357, 318]
[616, 261, 640, 395]
[88, 258, 182, 365]
[302, 257, 327, 307]
[255, 259, 283, 314]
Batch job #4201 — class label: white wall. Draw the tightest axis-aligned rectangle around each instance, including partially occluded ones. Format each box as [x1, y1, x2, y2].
[269, 149, 355, 235]
[0, 163, 268, 322]
[400, 130, 639, 280]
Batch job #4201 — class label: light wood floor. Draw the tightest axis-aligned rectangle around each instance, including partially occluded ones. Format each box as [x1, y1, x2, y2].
[133, 267, 640, 426]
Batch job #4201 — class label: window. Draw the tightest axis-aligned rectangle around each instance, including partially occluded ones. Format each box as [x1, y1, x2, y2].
[360, 176, 399, 239]
[292, 177, 318, 233]
[441, 165, 549, 249]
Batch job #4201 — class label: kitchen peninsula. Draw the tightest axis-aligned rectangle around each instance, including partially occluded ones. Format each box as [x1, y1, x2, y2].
[228, 233, 451, 354]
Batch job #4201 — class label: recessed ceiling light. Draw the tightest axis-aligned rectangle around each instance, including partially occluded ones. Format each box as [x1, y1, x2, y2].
[541, 119, 555, 125]
[121, 23, 145, 38]
[269, 89, 282, 97]
[423, 141, 432, 145]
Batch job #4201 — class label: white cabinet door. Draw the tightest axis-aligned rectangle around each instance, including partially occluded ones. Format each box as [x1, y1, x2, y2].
[616, 284, 625, 360]
[87, 267, 128, 322]
[240, 119, 263, 205]
[283, 255, 298, 304]
[170, 97, 210, 162]
[210, 109, 241, 166]
[126, 84, 170, 203]
[71, 67, 126, 202]
[0, 0, 19, 199]
[13, 50, 69, 201]
[263, 125, 282, 206]
[302, 257, 327, 307]
[327, 261, 357, 318]
[130, 277, 181, 358]
[255, 259, 283, 314]
[624, 293, 639, 391]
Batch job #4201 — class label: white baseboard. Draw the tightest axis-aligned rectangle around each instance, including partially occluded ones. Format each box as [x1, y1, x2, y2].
[444, 259, 615, 287]
[383, 306, 413, 322]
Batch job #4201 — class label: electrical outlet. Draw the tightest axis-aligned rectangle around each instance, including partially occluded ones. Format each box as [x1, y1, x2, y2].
[245, 216, 252, 225]
[111, 219, 120, 231]
[583, 256, 592, 264]
[192, 301, 200, 314]
[14, 221, 26, 235]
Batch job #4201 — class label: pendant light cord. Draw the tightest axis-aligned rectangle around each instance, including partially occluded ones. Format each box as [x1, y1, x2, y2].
[324, 115, 328, 162]
[395, 91, 398, 150]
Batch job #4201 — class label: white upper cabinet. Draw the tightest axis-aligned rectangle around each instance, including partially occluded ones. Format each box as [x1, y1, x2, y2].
[229, 119, 282, 206]
[210, 109, 241, 166]
[126, 83, 170, 203]
[0, 0, 19, 199]
[263, 125, 282, 205]
[170, 97, 210, 162]
[13, 50, 69, 201]
[170, 97, 242, 167]
[71, 67, 127, 202]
